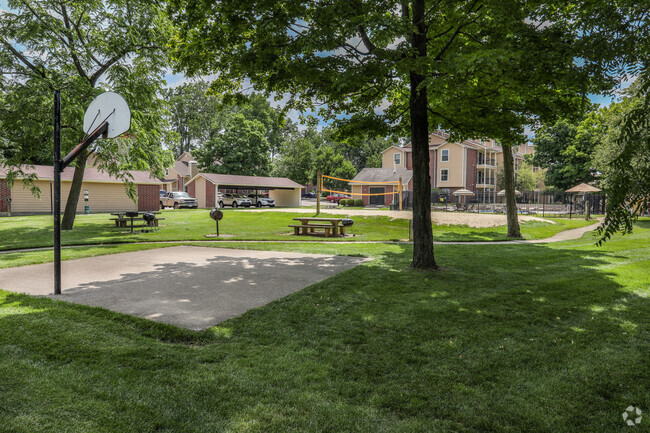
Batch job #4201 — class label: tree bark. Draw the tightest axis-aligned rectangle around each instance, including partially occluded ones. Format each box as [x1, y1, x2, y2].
[61, 149, 88, 230]
[501, 145, 521, 238]
[409, 0, 437, 270]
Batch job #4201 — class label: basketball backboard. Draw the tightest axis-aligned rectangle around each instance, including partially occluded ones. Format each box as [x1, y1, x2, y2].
[83, 92, 131, 139]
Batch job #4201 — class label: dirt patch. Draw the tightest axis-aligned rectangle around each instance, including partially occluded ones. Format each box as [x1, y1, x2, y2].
[248, 208, 554, 228]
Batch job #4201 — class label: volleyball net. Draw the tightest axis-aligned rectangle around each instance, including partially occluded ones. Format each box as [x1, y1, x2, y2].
[320, 174, 402, 196]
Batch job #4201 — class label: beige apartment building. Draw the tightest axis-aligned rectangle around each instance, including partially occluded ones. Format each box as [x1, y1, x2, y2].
[379, 131, 532, 202]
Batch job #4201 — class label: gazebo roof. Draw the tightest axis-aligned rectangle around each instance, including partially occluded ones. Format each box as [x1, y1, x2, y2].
[566, 183, 601, 193]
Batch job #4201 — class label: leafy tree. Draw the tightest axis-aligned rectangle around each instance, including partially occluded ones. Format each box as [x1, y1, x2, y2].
[532, 118, 601, 191]
[515, 162, 538, 192]
[0, 0, 174, 229]
[313, 145, 357, 193]
[272, 126, 316, 185]
[195, 112, 270, 176]
[327, 131, 396, 172]
[594, 75, 650, 242]
[170, 0, 612, 266]
[164, 81, 219, 157]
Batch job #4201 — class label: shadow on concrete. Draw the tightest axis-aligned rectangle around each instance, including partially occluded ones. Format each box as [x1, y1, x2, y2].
[56, 255, 368, 330]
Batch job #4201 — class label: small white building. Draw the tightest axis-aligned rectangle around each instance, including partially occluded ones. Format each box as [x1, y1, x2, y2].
[185, 173, 303, 208]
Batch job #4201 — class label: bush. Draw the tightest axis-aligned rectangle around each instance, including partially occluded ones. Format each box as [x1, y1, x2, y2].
[354, 199, 363, 207]
[343, 199, 353, 206]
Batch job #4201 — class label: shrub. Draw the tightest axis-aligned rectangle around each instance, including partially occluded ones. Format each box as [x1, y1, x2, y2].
[354, 199, 363, 207]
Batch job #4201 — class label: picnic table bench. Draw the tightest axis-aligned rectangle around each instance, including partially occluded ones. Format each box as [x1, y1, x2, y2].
[110, 211, 163, 233]
[289, 217, 346, 237]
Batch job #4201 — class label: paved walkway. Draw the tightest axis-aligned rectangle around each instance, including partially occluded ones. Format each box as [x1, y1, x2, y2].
[0, 246, 369, 330]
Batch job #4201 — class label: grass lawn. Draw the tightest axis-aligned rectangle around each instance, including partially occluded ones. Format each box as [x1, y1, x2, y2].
[0, 209, 594, 251]
[0, 220, 647, 432]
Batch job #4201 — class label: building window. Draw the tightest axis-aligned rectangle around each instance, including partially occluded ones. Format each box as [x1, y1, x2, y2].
[165, 168, 169, 176]
[441, 149, 449, 162]
[394, 152, 401, 165]
[440, 169, 449, 182]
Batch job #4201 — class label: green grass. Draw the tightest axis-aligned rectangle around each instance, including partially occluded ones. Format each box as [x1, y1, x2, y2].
[0, 209, 594, 251]
[433, 217, 595, 242]
[0, 220, 648, 432]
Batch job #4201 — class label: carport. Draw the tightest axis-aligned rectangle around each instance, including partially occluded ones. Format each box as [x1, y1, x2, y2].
[185, 173, 303, 208]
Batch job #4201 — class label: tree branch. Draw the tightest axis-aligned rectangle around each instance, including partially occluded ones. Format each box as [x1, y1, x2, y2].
[90, 51, 128, 86]
[0, 39, 48, 80]
[357, 26, 377, 53]
[59, 2, 90, 82]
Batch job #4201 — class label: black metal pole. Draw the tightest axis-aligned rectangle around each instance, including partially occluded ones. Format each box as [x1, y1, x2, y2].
[53, 90, 62, 295]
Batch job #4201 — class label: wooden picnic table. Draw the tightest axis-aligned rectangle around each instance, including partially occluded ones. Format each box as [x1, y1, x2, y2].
[290, 217, 345, 237]
[110, 211, 163, 233]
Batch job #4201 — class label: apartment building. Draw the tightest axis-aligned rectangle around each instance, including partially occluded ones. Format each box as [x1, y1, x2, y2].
[380, 131, 531, 202]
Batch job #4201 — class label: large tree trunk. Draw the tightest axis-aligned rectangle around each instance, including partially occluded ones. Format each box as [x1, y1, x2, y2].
[501, 145, 521, 238]
[409, 0, 436, 270]
[61, 149, 88, 230]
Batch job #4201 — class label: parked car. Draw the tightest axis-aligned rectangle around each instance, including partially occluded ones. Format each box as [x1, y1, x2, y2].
[160, 190, 167, 198]
[160, 191, 198, 209]
[221, 193, 252, 208]
[301, 191, 316, 199]
[247, 194, 275, 207]
[326, 193, 352, 203]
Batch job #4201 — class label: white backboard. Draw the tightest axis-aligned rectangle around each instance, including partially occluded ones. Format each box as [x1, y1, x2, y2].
[83, 92, 131, 139]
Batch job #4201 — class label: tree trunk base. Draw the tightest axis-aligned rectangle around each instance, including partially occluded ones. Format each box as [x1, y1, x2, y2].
[409, 262, 440, 271]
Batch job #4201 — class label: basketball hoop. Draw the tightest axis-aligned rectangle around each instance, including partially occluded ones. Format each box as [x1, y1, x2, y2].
[53, 90, 131, 295]
[83, 92, 131, 139]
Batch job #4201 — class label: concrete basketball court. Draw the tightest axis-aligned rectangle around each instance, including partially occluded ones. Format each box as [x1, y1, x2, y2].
[0, 246, 369, 330]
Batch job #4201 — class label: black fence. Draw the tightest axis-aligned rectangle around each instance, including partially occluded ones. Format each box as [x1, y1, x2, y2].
[427, 190, 606, 218]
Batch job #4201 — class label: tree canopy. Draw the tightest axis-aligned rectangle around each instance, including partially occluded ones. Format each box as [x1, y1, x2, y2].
[195, 112, 271, 176]
[532, 118, 601, 191]
[170, 0, 607, 268]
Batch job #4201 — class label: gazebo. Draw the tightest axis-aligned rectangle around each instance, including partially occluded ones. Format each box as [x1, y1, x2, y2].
[565, 183, 602, 220]
[453, 188, 474, 204]
[565, 183, 602, 194]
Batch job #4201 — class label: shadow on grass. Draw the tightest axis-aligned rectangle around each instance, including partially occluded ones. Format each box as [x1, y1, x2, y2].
[432, 229, 508, 242]
[0, 240, 647, 432]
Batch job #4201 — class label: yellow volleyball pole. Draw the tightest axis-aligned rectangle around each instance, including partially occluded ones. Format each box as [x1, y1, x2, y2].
[398, 177, 403, 211]
[316, 169, 321, 216]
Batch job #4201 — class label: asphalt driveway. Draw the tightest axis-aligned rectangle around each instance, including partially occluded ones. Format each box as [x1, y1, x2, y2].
[0, 246, 369, 330]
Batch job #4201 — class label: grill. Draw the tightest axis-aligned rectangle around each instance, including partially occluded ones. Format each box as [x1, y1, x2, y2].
[142, 212, 157, 232]
[210, 208, 224, 236]
[125, 211, 138, 218]
[341, 218, 354, 237]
